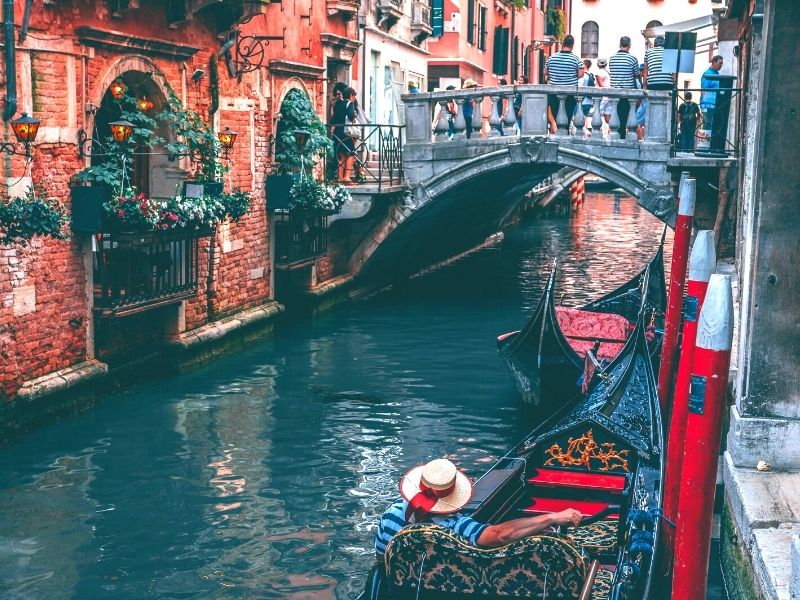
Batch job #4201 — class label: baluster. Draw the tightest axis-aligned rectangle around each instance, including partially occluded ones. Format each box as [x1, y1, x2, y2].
[626, 97, 639, 141]
[572, 99, 585, 133]
[608, 97, 621, 140]
[434, 99, 451, 141]
[472, 95, 484, 137]
[503, 93, 517, 135]
[452, 98, 467, 139]
[591, 97, 603, 139]
[555, 94, 569, 136]
[488, 94, 502, 137]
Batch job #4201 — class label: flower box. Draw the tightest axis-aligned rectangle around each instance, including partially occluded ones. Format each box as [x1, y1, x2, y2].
[70, 184, 107, 233]
[266, 173, 299, 212]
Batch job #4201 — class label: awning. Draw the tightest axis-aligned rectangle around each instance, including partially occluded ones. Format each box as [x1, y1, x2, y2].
[641, 14, 717, 40]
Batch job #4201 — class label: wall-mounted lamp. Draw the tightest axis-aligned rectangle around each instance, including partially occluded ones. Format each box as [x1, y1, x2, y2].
[136, 96, 154, 112]
[1, 112, 41, 158]
[293, 129, 310, 148]
[217, 127, 238, 158]
[109, 79, 127, 100]
[109, 119, 135, 144]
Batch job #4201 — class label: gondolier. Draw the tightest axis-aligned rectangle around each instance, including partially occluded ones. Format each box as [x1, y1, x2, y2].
[365, 458, 581, 598]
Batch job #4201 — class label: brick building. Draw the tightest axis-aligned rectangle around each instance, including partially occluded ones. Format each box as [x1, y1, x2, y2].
[0, 0, 359, 435]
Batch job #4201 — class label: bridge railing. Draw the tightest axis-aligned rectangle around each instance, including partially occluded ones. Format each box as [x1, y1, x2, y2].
[402, 85, 672, 145]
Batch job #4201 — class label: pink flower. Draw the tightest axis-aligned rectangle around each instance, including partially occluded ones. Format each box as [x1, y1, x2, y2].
[117, 209, 125, 218]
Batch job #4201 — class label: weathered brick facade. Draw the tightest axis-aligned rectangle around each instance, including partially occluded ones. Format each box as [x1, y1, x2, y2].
[0, 0, 357, 401]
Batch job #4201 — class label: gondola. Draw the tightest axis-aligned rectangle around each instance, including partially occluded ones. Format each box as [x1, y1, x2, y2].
[364, 272, 663, 599]
[496, 234, 666, 413]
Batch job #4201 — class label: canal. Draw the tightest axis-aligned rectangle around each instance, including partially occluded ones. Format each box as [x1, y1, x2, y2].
[0, 193, 724, 599]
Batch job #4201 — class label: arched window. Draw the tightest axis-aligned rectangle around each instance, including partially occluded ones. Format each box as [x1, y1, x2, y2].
[646, 20, 663, 30]
[581, 21, 598, 58]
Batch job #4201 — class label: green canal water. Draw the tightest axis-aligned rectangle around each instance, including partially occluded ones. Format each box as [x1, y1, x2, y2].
[1, 195, 725, 599]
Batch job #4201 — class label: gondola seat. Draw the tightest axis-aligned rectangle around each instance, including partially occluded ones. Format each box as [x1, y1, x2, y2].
[555, 307, 630, 360]
[384, 524, 587, 598]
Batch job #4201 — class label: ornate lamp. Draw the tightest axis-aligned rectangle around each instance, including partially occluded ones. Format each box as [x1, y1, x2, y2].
[1, 112, 41, 158]
[109, 79, 127, 100]
[109, 119, 135, 144]
[217, 127, 238, 158]
[136, 96, 154, 112]
[293, 129, 310, 148]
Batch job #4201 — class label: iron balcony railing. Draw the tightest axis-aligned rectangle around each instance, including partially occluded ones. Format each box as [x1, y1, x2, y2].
[273, 211, 328, 267]
[93, 229, 211, 316]
[412, 1, 432, 27]
[327, 123, 405, 190]
[671, 87, 742, 158]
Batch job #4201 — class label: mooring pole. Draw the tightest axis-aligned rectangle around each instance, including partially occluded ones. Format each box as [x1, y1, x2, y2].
[671, 274, 733, 600]
[657, 174, 696, 419]
[661, 230, 716, 572]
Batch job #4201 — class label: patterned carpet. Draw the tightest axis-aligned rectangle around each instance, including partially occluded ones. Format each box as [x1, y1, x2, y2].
[568, 519, 619, 555]
[591, 566, 615, 599]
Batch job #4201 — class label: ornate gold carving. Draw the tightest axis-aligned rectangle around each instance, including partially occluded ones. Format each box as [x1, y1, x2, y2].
[544, 429, 630, 472]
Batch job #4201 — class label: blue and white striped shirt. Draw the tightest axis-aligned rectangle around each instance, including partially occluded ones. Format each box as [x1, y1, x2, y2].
[644, 46, 673, 87]
[609, 50, 640, 89]
[546, 51, 583, 86]
[374, 498, 488, 556]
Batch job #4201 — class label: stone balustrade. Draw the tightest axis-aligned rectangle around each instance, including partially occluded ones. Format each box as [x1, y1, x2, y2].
[402, 84, 672, 146]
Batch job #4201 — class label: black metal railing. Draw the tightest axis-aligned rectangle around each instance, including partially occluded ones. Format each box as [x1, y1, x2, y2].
[671, 87, 742, 158]
[273, 210, 328, 267]
[327, 123, 405, 191]
[93, 229, 210, 316]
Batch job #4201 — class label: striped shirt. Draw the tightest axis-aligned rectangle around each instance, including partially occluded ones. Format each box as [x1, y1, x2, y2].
[374, 498, 488, 556]
[609, 50, 640, 89]
[546, 51, 583, 85]
[644, 46, 673, 87]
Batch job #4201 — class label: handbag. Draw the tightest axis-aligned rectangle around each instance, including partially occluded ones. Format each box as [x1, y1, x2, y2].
[344, 100, 361, 139]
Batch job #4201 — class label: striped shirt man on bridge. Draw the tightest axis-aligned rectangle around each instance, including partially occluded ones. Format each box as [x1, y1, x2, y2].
[544, 34, 584, 133]
[644, 36, 674, 90]
[608, 36, 641, 138]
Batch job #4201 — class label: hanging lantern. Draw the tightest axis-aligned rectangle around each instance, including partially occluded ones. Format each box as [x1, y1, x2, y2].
[293, 129, 311, 148]
[10, 112, 40, 144]
[109, 80, 127, 100]
[109, 119, 135, 144]
[217, 127, 238, 154]
[136, 96, 154, 112]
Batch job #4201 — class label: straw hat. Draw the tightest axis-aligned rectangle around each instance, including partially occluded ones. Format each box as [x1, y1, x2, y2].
[462, 78, 479, 89]
[400, 458, 473, 516]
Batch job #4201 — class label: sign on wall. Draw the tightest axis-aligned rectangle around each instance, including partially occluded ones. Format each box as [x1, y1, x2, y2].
[663, 31, 697, 74]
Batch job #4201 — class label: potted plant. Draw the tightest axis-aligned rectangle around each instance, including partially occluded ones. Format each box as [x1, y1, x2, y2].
[1, 186, 68, 246]
[287, 177, 351, 214]
[267, 88, 333, 211]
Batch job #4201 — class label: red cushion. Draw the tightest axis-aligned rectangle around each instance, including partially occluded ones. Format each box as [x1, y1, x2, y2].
[522, 497, 619, 519]
[555, 307, 631, 360]
[528, 468, 627, 494]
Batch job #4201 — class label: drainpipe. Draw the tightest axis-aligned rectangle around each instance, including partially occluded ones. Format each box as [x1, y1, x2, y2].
[206, 237, 217, 321]
[3, 0, 17, 121]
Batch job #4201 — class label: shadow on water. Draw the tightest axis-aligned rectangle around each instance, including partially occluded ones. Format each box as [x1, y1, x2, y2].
[0, 194, 723, 599]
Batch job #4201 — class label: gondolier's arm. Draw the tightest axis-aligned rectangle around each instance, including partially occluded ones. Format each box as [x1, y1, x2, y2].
[476, 508, 582, 547]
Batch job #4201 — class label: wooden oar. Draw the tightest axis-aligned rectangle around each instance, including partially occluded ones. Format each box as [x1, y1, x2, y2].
[579, 560, 601, 600]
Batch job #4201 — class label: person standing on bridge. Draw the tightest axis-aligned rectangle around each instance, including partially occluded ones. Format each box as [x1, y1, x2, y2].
[700, 55, 724, 137]
[544, 34, 584, 134]
[608, 36, 641, 139]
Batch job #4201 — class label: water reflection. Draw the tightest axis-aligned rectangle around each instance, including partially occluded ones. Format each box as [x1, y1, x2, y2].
[0, 194, 670, 599]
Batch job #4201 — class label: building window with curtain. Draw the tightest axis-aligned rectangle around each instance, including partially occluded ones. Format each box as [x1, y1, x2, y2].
[478, 5, 487, 51]
[581, 21, 599, 58]
[467, 0, 476, 45]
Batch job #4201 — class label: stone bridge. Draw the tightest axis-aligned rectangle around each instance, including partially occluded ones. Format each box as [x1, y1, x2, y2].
[345, 85, 696, 280]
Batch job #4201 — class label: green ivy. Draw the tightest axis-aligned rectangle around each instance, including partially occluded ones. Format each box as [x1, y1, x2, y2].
[273, 89, 332, 175]
[546, 8, 566, 41]
[0, 186, 67, 247]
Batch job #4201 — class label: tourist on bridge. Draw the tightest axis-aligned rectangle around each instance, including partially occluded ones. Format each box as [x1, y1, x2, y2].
[701, 55, 724, 136]
[643, 36, 674, 91]
[365, 458, 582, 598]
[514, 75, 528, 129]
[544, 34, 584, 133]
[678, 91, 702, 151]
[462, 78, 480, 138]
[608, 36, 641, 139]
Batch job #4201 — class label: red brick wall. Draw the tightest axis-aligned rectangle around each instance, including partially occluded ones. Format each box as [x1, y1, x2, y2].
[1, 1, 358, 398]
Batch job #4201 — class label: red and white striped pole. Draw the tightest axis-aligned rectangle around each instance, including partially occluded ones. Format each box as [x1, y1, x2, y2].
[662, 230, 716, 563]
[657, 174, 696, 418]
[671, 274, 734, 600]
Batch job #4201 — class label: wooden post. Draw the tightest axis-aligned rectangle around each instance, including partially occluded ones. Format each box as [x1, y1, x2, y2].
[657, 174, 695, 416]
[672, 274, 733, 600]
[661, 230, 716, 571]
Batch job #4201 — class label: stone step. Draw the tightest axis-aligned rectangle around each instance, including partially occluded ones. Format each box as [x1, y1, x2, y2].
[752, 525, 800, 600]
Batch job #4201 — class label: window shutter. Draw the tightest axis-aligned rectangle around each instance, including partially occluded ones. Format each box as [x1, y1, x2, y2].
[467, 0, 475, 45]
[479, 6, 487, 51]
[431, 0, 444, 36]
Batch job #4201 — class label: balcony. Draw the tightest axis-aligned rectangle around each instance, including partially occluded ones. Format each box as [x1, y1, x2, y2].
[273, 211, 328, 268]
[93, 229, 211, 317]
[410, 1, 432, 40]
[377, 0, 404, 29]
[327, 0, 359, 21]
